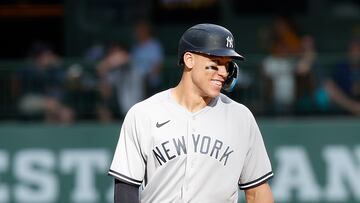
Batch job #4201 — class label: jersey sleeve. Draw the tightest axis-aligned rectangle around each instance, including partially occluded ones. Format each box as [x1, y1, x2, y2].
[238, 110, 274, 190]
[108, 107, 146, 186]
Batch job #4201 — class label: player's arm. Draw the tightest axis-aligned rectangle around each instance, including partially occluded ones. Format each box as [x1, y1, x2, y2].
[114, 179, 139, 203]
[244, 182, 274, 203]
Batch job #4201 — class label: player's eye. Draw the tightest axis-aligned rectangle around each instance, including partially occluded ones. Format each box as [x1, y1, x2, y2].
[206, 66, 219, 71]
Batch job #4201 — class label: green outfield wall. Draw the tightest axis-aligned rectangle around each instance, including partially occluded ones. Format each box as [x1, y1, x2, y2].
[0, 119, 360, 203]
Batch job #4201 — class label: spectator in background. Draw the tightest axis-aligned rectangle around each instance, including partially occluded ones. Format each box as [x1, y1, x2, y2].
[260, 15, 301, 115]
[96, 42, 143, 122]
[65, 63, 98, 120]
[269, 15, 301, 56]
[294, 35, 330, 115]
[258, 15, 301, 56]
[262, 43, 296, 115]
[83, 41, 105, 63]
[131, 20, 164, 98]
[325, 38, 360, 116]
[13, 42, 74, 123]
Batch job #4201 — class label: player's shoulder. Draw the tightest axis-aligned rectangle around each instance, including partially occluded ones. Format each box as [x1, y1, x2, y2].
[218, 93, 254, 116]
[218, 93, 248, 110]
[127, 89, 170, 116]
[218, 94, 259, 129]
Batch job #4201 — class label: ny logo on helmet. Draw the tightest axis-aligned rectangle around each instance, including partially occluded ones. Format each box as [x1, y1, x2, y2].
[226, 36, 233, 48]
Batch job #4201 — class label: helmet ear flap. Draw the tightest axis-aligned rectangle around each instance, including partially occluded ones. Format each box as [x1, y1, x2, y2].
[223, 61, 239, 92]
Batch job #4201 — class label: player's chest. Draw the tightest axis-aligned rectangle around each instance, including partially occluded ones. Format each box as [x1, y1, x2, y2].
[149, 113, 241, 143]
[144, 113, 247, 163]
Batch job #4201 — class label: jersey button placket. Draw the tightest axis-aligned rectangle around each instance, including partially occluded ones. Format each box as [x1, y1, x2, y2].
[183, 116, 196, 201]
[188, 116, 196, 170]
[190, 116, 196, 169]
[192, 116, 196, 132]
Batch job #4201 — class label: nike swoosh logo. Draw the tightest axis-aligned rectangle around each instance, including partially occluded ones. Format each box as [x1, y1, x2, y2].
[156, 120, 170, 128]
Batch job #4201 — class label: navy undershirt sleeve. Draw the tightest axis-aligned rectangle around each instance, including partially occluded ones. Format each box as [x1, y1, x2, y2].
[114, 179, 139, 203]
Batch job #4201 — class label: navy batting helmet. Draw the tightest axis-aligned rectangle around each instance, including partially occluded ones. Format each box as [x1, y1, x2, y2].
[178, 23, 244, 65]
[178, 23, 244, 92]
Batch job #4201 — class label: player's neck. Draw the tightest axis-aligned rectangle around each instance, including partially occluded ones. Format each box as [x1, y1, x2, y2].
[172, 81, 212, 113]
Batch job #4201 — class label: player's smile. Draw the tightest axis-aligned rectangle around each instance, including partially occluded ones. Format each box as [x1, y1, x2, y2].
[205, 70, 226, 94]
[211, 79, 223, 87]
[210, 77, 225, 90]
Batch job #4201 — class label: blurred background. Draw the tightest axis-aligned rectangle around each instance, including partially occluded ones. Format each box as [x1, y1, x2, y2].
[0, 0, 359, 202]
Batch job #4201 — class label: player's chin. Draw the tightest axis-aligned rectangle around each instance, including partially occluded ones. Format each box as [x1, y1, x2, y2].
[207, 87, 222, 97]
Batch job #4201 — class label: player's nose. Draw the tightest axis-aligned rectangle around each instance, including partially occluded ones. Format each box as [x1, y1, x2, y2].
[217, 65, 229, 78]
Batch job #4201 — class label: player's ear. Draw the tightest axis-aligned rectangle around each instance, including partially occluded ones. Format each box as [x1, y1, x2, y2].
[183, 52, 195, 69]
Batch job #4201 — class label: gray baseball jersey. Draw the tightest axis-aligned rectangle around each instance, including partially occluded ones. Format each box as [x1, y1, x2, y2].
[108, 89, 273, 203]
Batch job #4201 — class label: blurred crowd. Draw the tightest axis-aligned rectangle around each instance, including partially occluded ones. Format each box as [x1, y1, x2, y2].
[259, 16, 360, 117]
[4, 17, 360, 124]
[9, 20, 164, 124]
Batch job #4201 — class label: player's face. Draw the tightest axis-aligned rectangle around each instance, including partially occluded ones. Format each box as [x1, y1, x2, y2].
[191, 53, 231, 98]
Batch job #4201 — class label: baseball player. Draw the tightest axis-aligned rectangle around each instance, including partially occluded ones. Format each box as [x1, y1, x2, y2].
[108, 23, 274, 203]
